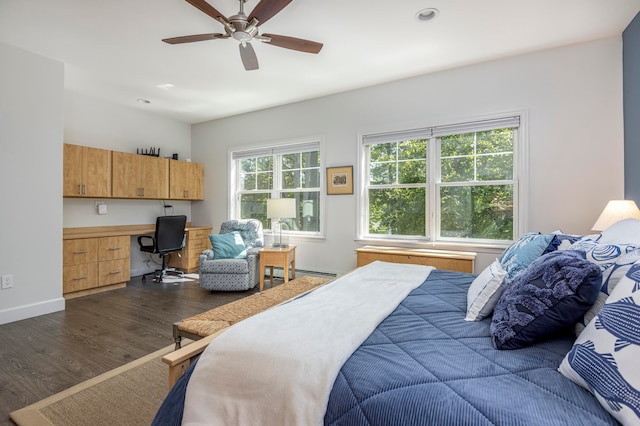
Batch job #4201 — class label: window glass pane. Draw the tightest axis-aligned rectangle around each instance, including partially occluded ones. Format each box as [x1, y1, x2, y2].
[476, 129, 513, 154]
[282, 170, 300, 189]
[302, 151, 320, 168]
[477, 153, 513, 181]
[240, 158, 255, 173]
[281, 191, 320, 232]
[256, 171, 273, 190]
[282, 153, 300, 170]
[398, 139, 427, 160]
[302, 169, 320, 188]
[370, 143, 397, 162]
[369, 162, 396, 185]
[440, 185, 513, 240]
[441, 156, 474, 182]
[441, 133, 474, 157]
[368, 188, 426, 236]
[256, 156, 273, 172]
[398, 160, 426, 184]
[241, 173, 256, 191]
[240, 193, 270, 226]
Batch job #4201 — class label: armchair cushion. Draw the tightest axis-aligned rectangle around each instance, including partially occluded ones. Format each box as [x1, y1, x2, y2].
[209, 231, 247, 259]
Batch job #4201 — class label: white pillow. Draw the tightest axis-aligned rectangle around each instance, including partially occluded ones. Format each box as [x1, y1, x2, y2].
[598, 218, 640, 245]
[464, 260, 507, 321]
[558, 268, 640, 425]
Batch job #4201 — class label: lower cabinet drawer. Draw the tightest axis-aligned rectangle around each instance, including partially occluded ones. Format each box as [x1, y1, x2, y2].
[99, 258, 131, 286]
[63, 263, 98, 293]
[99, 236, 130, 261]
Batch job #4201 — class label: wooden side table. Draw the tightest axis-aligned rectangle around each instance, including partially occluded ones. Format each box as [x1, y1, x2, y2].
[259, 245, 296, 292]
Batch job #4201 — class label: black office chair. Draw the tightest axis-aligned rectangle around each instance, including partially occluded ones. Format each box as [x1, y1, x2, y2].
[138, 215, 187, 283]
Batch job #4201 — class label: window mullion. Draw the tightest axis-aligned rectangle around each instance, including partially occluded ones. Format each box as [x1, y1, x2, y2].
[429, 137, 438, 241]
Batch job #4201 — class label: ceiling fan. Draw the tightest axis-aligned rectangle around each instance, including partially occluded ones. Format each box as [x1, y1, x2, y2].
[162, 0, 323, 71]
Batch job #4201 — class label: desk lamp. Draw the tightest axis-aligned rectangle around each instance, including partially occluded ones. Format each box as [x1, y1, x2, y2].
[267, 198, 296, 248]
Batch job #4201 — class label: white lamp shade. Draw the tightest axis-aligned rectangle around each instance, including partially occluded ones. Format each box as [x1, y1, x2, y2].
[591, 200, 640, 231]
[267, 198, 296, 219]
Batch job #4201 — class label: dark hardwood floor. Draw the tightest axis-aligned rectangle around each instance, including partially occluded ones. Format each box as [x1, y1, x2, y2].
[0, 275, 274, 426]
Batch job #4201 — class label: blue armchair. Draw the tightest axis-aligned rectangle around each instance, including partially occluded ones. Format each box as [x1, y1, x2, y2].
[199, 219, 264, 291]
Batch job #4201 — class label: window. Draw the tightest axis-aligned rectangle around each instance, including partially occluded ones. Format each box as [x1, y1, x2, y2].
[232, 141, 322, 236]
[361, 116, 521, 245]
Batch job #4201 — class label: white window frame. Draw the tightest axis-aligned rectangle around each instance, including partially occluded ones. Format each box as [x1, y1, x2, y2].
[229, 137, 325, 239]
[357, 112, 528, 249]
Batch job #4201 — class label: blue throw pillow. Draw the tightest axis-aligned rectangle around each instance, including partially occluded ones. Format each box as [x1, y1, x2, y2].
[499, 232, 554, 282]
[491, 250, 602, 350]
[209, 232, 247, 260]
[542, 233, 581, 254]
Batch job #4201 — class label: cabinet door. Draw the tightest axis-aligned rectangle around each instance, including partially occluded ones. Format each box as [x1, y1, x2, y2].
[83, 146, 112, 197]
[112, 151, 140, 198]
[187, 162, 205, 200]
[141, 156, 169, 199]
[63, 144, 84, 196]
[169, 160, 188, 199]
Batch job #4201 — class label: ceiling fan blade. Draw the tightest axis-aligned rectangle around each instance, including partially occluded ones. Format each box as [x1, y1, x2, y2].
[186, 0, 229, 24]
[239, 42, 259, 71]
[261, 34, 323, 54]
[162, 33, 226, 44]
[247, 0, 292, 25]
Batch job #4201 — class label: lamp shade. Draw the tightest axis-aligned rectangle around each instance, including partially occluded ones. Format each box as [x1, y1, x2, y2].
[591, 200, 640, 231]
[267, 198, 296, 219]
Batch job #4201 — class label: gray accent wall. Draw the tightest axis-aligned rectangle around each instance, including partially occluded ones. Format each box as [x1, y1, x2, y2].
[625, 12, 640, 201]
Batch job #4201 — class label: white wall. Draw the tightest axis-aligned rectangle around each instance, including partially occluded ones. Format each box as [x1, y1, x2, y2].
[63, 92, 193, 277]
[192, 37, 625, 274]
[0, 42, 65, 324]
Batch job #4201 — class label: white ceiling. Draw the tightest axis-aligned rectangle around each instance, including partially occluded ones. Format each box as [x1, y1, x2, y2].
[1, 1, 639, 124]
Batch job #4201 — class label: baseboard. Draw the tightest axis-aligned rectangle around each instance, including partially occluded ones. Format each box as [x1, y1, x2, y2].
[0, 297, 65, 325]
[268, 268, 338, 279]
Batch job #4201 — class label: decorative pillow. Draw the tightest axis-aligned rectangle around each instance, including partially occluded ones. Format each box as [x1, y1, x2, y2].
[558, 267, 640, 425]
[498, 232, 554, 282]
[209, 232, 247, 260]
[465, 260, 507, 321]
[597, 217, 640, 245]
[490, 250, 601, 350]
[575, 248, 640, 335]
[542, 233, 582, 254]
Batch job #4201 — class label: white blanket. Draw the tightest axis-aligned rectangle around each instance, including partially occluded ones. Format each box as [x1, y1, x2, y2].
[182, 261, 433, 426]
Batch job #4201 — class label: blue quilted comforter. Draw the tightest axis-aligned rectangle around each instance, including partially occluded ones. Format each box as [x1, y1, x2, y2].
[154, 270, 618, 425]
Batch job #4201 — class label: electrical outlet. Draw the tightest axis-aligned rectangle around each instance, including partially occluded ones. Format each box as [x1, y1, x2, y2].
[1, 274, 14, 289]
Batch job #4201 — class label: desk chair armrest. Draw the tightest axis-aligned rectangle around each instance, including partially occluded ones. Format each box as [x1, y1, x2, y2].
[137, 235, 155, 249]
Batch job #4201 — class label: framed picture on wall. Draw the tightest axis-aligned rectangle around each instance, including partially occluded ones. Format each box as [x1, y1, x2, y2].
[326, 166, 353, 195]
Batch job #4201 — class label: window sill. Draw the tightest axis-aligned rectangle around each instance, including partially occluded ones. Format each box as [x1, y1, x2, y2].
[354, 238, 507, 254]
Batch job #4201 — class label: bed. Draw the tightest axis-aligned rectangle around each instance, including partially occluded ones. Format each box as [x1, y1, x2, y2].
[153, 222, 640, 426]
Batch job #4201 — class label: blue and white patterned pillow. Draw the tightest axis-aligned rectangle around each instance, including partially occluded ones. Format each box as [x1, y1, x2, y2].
[568, 239, 640, 335]
[559, 265, 640, 425]
[498, 232, 554, 283]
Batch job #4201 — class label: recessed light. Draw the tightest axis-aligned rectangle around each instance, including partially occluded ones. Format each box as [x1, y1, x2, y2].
[137, 98, 151, 104]
[156, 83, 175, 90]
[415, 8, 439, 22]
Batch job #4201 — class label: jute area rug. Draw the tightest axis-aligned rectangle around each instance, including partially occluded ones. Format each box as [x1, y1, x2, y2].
[10, 344, 174, 426]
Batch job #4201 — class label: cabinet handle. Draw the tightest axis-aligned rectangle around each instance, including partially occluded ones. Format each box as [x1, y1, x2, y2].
[141, 187, 145, 196]
[73, 250, 88, 254]
[82, 184, 86, 195]
[78, 184, 82, 195]
[72, 276, 88, 280]
[109, 270, 122, 275]
[108, 247, 121, 251]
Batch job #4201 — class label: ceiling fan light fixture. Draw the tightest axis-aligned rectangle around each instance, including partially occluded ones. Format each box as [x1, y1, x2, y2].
[415, 8, 439, 23]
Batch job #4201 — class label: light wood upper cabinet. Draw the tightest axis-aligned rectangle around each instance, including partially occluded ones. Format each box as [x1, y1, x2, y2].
[170, 160, 204, 200]
[63, 144, 112, 197]
[112, 151, 169, 199]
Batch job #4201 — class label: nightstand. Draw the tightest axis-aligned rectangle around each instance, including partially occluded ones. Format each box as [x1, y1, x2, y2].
[259, 245, 296, 292]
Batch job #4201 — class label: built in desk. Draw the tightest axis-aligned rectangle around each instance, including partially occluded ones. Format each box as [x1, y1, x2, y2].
[62, 223, 211, 298]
